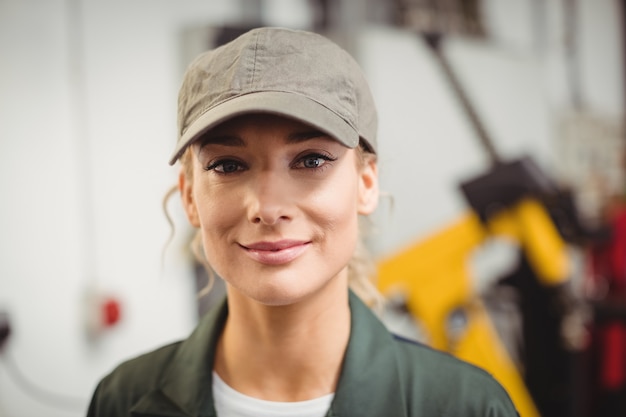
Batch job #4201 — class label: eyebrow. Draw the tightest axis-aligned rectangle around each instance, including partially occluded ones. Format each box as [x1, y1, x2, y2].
[197, 135, 244, 148]
[287, 130, 330, 143]
[197, 130, 330, 148]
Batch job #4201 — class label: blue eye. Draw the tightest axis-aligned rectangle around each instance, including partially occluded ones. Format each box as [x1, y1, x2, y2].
[303, 156, 324, 168]
[295, 153, 335, 170]
[205, 159, 246, 174]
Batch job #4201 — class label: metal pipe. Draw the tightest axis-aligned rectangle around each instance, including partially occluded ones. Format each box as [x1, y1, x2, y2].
[423, 32, 502, 165]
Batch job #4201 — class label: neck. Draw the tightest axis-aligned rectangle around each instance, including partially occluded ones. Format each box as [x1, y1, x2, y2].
[214, 276, 351, 402]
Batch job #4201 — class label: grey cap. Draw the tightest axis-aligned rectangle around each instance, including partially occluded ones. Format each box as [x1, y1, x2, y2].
[169, 27, 378, 165]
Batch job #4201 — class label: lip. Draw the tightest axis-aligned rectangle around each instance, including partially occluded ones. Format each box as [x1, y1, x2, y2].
[240, 240, 311, 265]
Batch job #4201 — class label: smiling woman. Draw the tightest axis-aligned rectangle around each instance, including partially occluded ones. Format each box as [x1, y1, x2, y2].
[87, 27, 519, 417]
[180, 119, 381, 310]
[180, 114, 377, 309]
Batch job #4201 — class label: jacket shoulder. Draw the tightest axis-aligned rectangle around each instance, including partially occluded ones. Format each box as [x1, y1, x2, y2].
[392, 335, 519, 416]
[87, 341, 181, 417]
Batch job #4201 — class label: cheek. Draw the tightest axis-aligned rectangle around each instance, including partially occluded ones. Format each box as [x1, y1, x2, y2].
[306, 170, 361, 239]
[192, 182, 242, 259]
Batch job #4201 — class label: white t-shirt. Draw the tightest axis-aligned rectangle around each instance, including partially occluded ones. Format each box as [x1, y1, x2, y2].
[212, 372, 334, 417]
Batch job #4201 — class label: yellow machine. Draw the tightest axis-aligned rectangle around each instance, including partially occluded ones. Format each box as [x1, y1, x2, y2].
[377, 196, 571, 417]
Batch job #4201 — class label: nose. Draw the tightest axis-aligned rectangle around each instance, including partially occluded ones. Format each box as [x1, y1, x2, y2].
[246, 170, 294, 226]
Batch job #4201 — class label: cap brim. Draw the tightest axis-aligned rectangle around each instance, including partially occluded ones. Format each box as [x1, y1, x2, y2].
[169, 91, 359, 165]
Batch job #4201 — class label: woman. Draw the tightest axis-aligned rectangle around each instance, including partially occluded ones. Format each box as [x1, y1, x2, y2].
[87, 27, 518, 416]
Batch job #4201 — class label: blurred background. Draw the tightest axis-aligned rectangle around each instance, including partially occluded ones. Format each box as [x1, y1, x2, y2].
[1, 0, 625, 416]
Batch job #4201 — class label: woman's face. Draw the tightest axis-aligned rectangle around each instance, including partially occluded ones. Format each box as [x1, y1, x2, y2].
[180, 114, 378, 306]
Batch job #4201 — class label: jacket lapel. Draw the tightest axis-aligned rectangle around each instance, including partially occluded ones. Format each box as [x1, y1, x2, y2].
[328, 292, 408, 417]
[130, 298, 228, 417]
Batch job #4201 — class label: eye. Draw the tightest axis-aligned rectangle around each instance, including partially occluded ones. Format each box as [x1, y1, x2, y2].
[294, 153, 336, 170]
[204, 159, 246, 174]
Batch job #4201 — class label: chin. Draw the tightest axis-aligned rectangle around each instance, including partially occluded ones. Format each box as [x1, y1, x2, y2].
[244, 283, 317, 307]
[221, 262, 351, 308]
[225, 276, 335, 309]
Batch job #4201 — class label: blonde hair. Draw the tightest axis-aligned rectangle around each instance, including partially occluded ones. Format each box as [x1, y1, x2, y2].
[166, 144, 384, 312]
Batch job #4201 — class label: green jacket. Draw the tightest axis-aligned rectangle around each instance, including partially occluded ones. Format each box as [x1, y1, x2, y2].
[88, 292, 519, 416]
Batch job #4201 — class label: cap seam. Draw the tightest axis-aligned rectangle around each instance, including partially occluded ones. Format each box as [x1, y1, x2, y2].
[251, 31, 260, 86]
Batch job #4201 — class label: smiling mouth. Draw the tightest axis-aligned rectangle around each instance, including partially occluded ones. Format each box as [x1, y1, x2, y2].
[240, 240, 311, 265]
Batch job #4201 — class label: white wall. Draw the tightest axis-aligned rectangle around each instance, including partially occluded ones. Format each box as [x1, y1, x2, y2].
[0, 1, 622, 416]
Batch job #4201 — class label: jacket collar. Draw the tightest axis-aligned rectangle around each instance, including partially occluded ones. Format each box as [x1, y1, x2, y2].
[131, 298, 227, 416]
[130, 292, 407, 417]
[328, 292, 407, 417]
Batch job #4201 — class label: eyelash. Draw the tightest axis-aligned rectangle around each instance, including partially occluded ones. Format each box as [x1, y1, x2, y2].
[292, 153, 337, 170]
[203, 159, 246, 174]
[203, 153, 337, 175]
